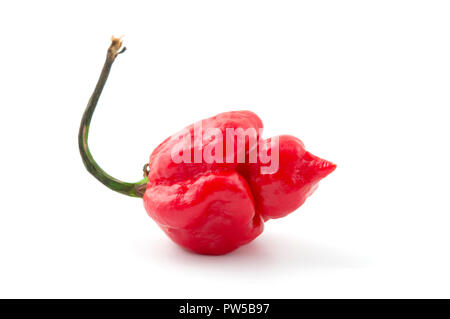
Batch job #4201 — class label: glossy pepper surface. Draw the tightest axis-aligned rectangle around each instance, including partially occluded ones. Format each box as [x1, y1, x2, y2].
[79, 38, 336, 255]
[143, 111, 336, 254]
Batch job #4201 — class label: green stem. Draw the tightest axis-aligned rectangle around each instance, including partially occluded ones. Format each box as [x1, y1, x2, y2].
[78, 37, 147, 198]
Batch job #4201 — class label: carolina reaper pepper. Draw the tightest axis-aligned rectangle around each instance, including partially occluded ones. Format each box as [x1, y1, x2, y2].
[79, 38, 336, 255]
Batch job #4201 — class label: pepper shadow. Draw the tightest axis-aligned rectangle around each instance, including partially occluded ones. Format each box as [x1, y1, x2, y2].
[133, 231, 366, 275]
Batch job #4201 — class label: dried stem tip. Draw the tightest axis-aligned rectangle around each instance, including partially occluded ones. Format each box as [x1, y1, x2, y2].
[108, 36, 126, 59]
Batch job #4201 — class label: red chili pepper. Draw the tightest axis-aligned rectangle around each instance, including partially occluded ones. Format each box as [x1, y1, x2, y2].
[79, 38, 336, 255]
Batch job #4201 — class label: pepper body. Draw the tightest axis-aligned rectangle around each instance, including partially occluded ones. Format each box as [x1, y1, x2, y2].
[143, 111, 336, 255]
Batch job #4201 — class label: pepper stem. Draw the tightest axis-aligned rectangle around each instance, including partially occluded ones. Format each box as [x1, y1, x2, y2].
[78, 37, 147, 198]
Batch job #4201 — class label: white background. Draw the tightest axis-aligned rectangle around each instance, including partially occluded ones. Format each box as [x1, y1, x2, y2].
[0, 0, 449, 298]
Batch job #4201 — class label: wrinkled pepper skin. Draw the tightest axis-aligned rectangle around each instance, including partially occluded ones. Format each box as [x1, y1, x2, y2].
[143, 111, 336, 255]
